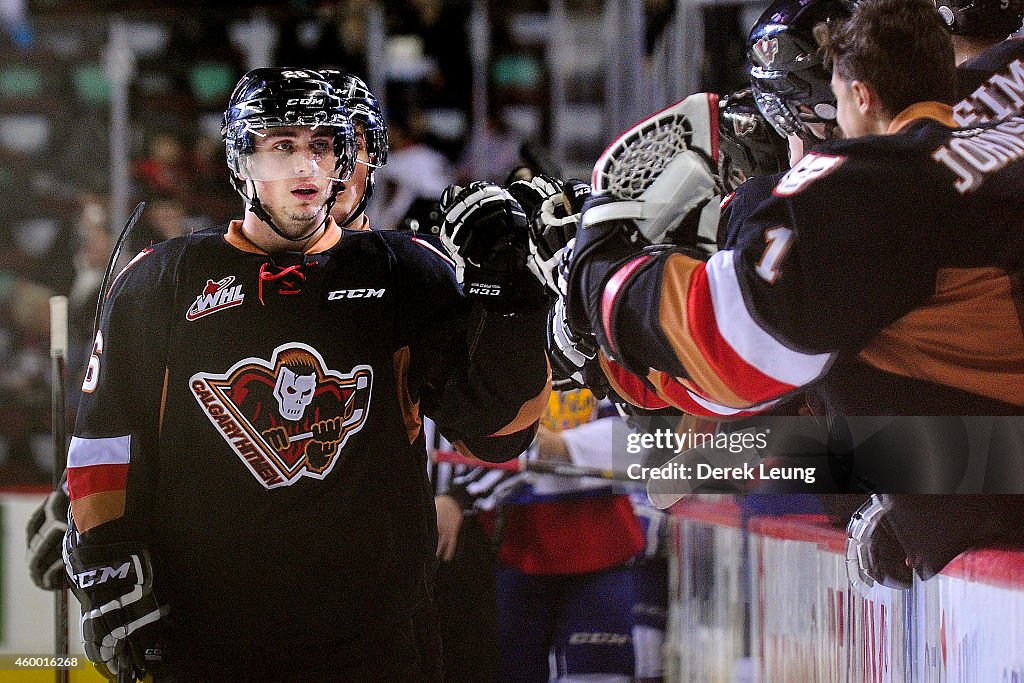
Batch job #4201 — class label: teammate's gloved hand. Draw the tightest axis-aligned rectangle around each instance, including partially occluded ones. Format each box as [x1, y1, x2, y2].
[26, 479, 69, 590]
[65, 526, 165, 681]
[562, 193, 646, 344]
[548, 296, 608, 397]
[440, 181, 547, 313]
[509, 176, 591, 296]
[845, 494, 913, 597]
[506, 174, 563, 218]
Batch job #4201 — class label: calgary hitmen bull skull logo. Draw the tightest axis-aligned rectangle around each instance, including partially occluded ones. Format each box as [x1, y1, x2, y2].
[190, 343, 372, 489]
[752, 36, 779, 67]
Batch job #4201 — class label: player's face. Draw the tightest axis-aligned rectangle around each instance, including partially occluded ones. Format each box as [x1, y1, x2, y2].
[246, 126, 339, 236]
[832, 71, 868, 139]
[331, 129, 370, 226]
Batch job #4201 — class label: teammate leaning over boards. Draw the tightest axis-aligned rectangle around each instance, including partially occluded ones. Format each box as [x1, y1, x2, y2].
[58, 67, 549, 682]
[563, 0, 1024, 418]
[939, 0, 1024, 124]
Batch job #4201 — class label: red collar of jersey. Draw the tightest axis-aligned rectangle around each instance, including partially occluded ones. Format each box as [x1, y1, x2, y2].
[887, 102, 955, 134]
[225, 216, 343, 255]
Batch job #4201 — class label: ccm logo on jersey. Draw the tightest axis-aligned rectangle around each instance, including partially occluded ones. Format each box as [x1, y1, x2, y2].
[773, 153, 846, 197]
[186, 276, 245, 321]
[71, 561, 131, 589]
[328, 288, 386, 300]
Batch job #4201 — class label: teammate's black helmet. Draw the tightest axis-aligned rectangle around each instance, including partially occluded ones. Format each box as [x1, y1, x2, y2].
[222, 67, 357, 204]
[934, 0, 1024, 38]
[718, 89, 790, 191]
[310, 69, 389, 226]
[315, 69, 389, 169]
[747, 0, 852, 139]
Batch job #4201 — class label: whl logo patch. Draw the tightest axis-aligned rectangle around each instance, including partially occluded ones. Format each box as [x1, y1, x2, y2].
[187, 276, 245, 321]
[190, 343, 373, 489]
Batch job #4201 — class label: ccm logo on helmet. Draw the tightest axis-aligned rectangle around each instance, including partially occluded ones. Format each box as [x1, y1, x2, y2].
[287, 96, 325, 107]
[328, 288, 386, 300]
[72, 561, 131, 589]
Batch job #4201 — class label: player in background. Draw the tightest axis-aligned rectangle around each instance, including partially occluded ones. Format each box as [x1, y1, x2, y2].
[723, 0, 851, 250]
[319, 69, 389, 230]
[491, 390, 641, 683]
[942, 0, 1024, 124]
[58, 67, 549, 682]
[433, 390, 643, 683]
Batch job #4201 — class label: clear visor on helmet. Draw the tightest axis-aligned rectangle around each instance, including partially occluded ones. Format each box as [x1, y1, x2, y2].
[229, 118, 355, 183]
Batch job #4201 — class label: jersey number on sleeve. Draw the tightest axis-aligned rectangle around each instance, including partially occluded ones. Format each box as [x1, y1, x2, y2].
[82, 330, 104, 393]
[755, 226, 793, 284]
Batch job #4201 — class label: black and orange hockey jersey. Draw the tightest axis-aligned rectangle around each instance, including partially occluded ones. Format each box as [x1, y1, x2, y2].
[955, 38, 1024, 126]
[65, 218, 550, 652]
[585, 104, 1024, 416]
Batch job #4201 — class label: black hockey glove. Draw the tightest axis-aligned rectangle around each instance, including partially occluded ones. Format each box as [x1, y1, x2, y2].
[548, 295, 608, 398]
[440, 181, 547, 314]
[508, 175, 591, 296]
[65, 525, 165, 681]
[26, 477, 69, 590]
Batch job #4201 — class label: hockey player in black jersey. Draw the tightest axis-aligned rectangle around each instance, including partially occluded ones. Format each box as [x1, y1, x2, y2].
[556, 0, 1024, 585]
[567, 0, 1022, 418]
[942, 0, 1024, 124]
[57, 68, 550, 682]
[723, 0, 852, 253]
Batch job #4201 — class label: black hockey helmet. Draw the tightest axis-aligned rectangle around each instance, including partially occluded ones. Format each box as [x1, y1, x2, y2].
[222, 68, 357, 240]
[747, 0, 852, 140]
[312, 69, 389, 226]
[314, 69, 389, 168]
[718, 89, 790, 191]
[934, 0, 1024, 38]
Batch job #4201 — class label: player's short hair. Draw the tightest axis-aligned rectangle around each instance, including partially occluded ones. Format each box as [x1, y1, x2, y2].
[816, 0, 956, 117]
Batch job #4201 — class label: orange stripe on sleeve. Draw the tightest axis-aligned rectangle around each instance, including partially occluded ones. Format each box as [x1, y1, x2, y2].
[657, 254, 753, 408]
[70, 490, 125, 534]
[491, 358, 552, 437]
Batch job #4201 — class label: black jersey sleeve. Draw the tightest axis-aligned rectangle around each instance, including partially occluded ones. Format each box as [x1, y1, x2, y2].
[597, 141, 951, 410]
[66, 242, 181, 535]
[390, 233, 550, 462]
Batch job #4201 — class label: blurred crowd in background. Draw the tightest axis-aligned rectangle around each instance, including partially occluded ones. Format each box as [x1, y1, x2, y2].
[0, 0, 757, 486]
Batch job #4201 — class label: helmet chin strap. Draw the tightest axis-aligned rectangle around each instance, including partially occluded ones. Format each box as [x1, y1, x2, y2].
[246, 179, 338, 247]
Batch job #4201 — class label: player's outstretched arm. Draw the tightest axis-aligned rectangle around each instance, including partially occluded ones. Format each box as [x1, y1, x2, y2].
[401, 183, 551, 462]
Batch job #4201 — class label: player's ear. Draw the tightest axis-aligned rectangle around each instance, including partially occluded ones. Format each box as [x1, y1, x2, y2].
[850, 80, 874, 117]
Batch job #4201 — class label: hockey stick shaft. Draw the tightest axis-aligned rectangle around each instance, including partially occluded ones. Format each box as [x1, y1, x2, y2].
[49, 296, 69, 683]
[432, 449, 637, 482]
[93, 202, 145, 339]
